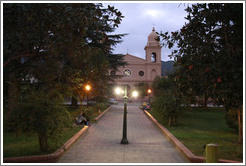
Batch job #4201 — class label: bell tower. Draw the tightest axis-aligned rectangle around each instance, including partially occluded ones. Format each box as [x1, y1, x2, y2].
[144, 27, 162, 81]
[144, 27, 162, 63]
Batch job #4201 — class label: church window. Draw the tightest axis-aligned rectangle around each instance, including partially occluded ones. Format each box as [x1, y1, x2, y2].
[110, 70, 116, 76]
[123, 69, 131, 77]
[151, 52, 156, 62]
[138, 71, 144, 76]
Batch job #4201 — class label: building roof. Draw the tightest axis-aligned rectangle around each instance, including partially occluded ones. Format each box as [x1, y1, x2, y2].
[124, 53, 146, 63]
[148, 27, 158, 42]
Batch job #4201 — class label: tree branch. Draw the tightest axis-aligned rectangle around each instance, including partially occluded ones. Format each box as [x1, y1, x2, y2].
[4, 52, 33, 68]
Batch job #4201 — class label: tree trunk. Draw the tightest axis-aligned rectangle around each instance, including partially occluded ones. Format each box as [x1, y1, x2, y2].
[38, 133, 48, 152]
[203, 94, 208, 110]
[242, 105, 243, 142]
[7, 72, 18, 122]
[238, 108, 242, 144]
[168, 117, 171, 127]
[172, 116, 176, 126]
[71, 96, 78, 107]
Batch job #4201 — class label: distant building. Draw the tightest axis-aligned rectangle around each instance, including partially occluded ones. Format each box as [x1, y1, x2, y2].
[109, 27, 162, 92]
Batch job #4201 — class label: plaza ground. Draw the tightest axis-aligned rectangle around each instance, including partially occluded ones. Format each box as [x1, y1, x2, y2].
[58, 103, 189, 163]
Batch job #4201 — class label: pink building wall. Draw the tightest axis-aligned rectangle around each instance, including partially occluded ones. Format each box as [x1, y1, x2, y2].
[109, 28, 162, 99]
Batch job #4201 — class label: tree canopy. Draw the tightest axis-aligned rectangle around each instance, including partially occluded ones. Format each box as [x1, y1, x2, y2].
[160, 3, 243, 109]
[159, 3, 243, 142]
[3, 3, 127, 151]
[4, 3, 127, 108]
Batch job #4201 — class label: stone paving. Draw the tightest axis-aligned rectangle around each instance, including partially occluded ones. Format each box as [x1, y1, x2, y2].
[58, 103, 190, 163]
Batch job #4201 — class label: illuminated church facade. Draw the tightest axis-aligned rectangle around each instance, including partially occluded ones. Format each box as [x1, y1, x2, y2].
[109, 27, 162, 93]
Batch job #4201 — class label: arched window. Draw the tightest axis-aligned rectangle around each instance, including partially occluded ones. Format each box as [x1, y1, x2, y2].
[151, 52, 156, 62]
[151, 69, 157, 80]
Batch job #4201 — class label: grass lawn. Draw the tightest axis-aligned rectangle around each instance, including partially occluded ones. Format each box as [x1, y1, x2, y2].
[150, 107, 243, 162]
[3, 126, 83, 158]
[66, 103, 109, 122]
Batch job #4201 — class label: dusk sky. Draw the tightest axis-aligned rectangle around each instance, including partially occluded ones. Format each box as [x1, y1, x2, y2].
[105, 2, 190, 61]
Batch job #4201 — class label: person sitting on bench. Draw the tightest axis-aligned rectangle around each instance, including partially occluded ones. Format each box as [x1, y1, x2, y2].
[76, 112, 88, 125]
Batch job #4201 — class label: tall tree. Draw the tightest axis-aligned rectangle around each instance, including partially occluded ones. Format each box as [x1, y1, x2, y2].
[159, 3, 243, 142]
[3, 3, 126, 151]
[3, 3, 126, 114]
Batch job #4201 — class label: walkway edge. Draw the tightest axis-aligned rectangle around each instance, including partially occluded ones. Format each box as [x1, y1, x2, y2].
[144, 110, 241, 163]
[3, 126, 89, 163]
[94, 105, 112, 121]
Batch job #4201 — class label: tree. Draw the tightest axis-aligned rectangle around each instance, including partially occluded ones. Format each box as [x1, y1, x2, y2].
[152, 76, 182, 126]
[3, 3, 126, 114]
[13, 89, 71, 152]
[135, 82, 148, 101]
[159, 3, 243, 142]
[3, 3, 126, 151]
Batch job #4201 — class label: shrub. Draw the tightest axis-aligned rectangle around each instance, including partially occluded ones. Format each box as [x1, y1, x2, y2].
[152, 91, 181, 126]
[83, 102, 109, 120]
[225, 109, 239, 133]
[94, 102, 108, 111]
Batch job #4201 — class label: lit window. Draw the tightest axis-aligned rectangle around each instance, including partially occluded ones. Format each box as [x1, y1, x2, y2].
[123, 69, 131, 77]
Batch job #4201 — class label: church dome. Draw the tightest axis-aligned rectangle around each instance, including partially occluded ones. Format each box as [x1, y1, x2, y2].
[148, 27, 158, 42]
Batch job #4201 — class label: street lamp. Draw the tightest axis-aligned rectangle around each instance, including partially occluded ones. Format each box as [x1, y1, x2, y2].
[85, 84, 91, 108]
[147, 89, 152, 104]
[121, 85, 128, 144]
[115, 86, 138, 144]
[132, 91, 138, 98]
[115, 87, 123, 95]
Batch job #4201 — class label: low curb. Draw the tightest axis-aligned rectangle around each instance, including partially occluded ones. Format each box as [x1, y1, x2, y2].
[144, 110, 241, 163]
[94, 106, 112, 121]
[3, 126, 89, 163]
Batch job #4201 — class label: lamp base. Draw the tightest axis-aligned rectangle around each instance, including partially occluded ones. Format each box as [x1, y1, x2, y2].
[121, 138, 129, 144]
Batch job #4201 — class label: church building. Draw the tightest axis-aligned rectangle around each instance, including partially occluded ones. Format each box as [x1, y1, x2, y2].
[109, 27, 162, 93]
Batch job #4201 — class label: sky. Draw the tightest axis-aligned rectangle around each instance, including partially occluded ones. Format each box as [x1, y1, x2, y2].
[105, 2, 189, 61]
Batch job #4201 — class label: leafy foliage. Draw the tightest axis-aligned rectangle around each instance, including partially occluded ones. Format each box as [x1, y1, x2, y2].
[135, 82, 148, 100]
[12, 89, 72, 152]
[3, 3, 126, 151]
[159, 3, 243, 109]
[3, 3, 126, 110]
[152, 77, 182, 126]
[225, 108, 241, 133]
[159, 3, 243, 140]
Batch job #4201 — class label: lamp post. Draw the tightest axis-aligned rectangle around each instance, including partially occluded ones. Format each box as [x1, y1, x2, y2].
[121, 85, 128, 144]
[85, 84, 91, 108]
[115, 86, 138, 144]
[147, 89, 152, 105]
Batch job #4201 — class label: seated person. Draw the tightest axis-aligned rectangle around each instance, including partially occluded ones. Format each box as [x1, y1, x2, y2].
[140, 102, 147, 111]
[81, 113, 87, 125]
[145, 104, 151, 111]
[76, 112, 89, 125]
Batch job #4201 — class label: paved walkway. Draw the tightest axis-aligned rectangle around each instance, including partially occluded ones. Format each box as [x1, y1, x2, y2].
[58, 104, 189, 163]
